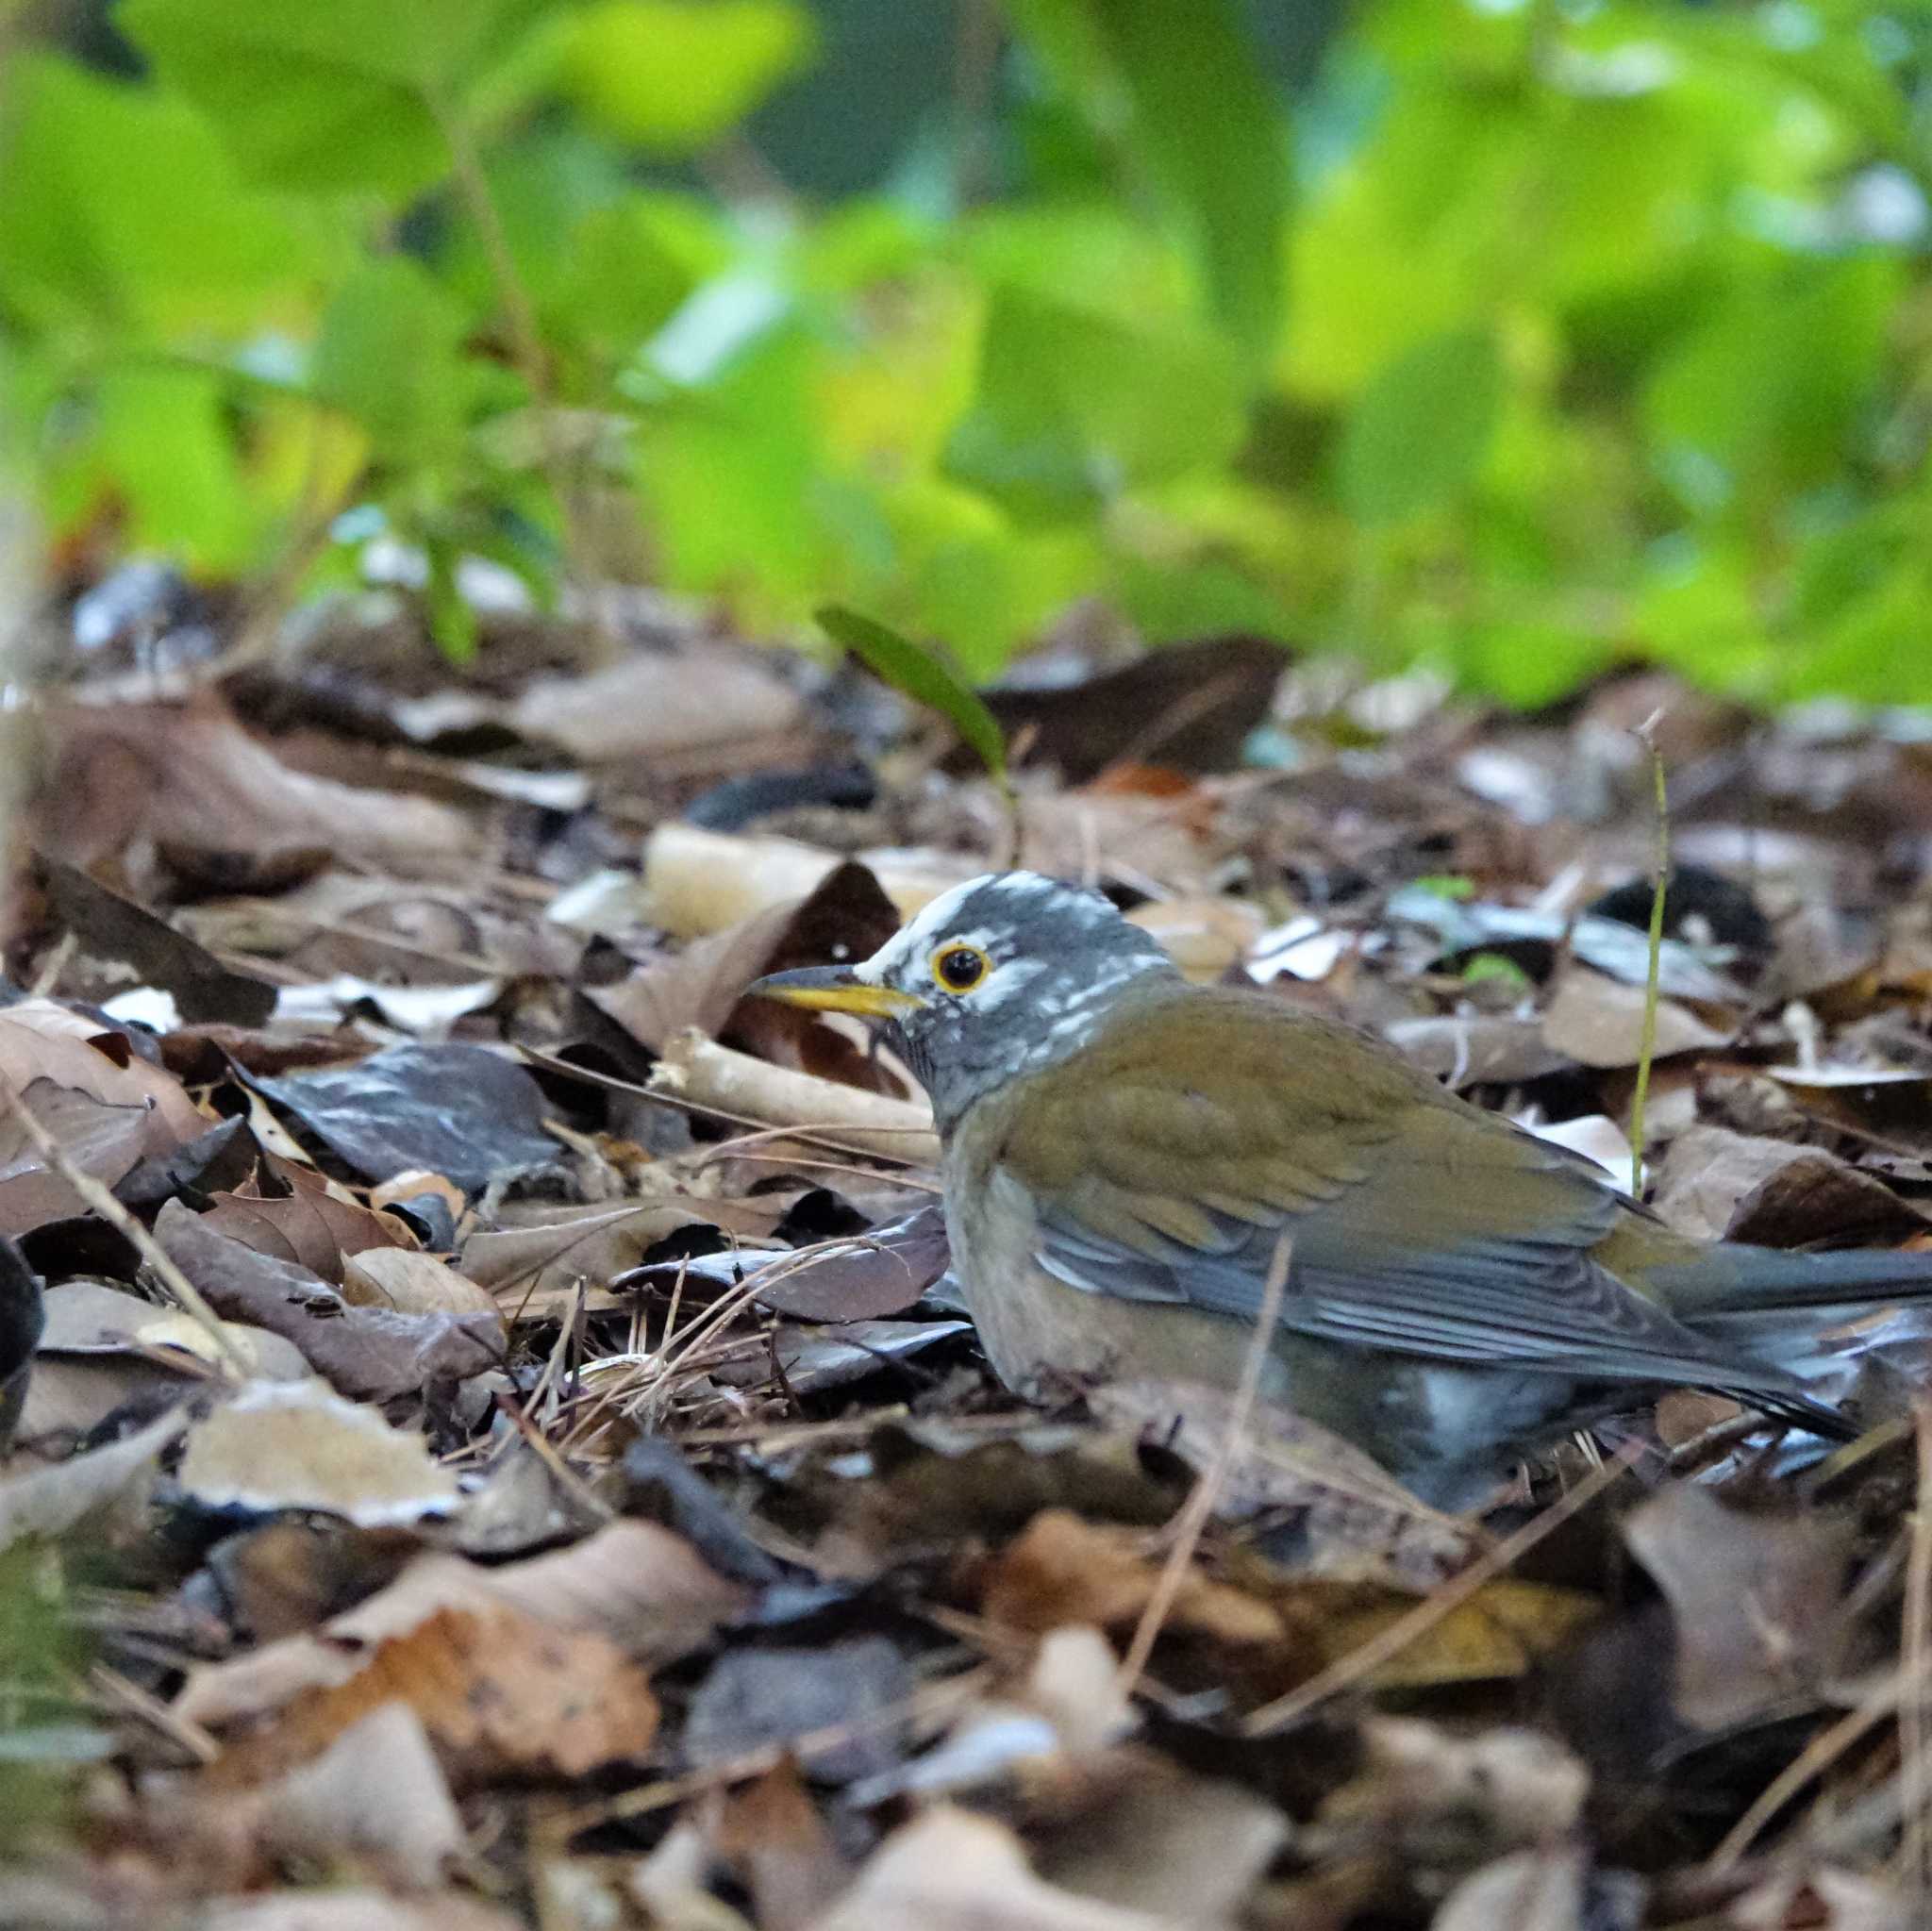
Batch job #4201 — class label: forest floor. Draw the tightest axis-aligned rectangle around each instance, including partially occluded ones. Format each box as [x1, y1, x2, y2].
[6, 578, 1932, 1929]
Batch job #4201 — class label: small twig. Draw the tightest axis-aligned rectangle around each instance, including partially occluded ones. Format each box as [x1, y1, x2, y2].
[0, 1079, 248, 1378]
[1241, 1440, 1641, 1735]
[1116, 1231, 1293, 1698]
[1706, 1653, 1932, 1873]
[1626, 709, 1671, 1195]
[1905, 1400, 1932, 1889]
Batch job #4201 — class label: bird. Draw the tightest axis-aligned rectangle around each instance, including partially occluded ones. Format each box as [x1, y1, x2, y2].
[748, 871, 1932, 1507]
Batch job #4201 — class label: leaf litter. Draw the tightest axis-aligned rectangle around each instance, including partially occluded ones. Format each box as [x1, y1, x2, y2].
[15, 627, 1932, 1928]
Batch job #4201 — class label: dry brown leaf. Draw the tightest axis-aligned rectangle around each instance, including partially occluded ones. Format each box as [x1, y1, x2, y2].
[211, 1602, 658, 1788]
[175, 1520, 749, 1730]
[709, 1759, 854, 1931]
[0, 1407, 188, 1553]
[1541, 967, 1724, 1069]
[1652, 1124, 1928, 1247]
[341, 1248, 499, 1323]
[807, 1806, 1189, 1931]
[42, 691, 473, 874]
[0, 1001, 208, 1231]
[177, 1380, 458, 1526]
[203, 1162, 417, 1285]
[157, 1200, 502, 1400]
[253, 1701, 465, 1889]
[1624, 1484, 1854, 1727]
[980, 1509, 1289, 1661]
[508, 646, 804, 764]
[1432, 1848, 1586, 1931]
[200, 1889, 525, 1931]
[1307, 1576, 1603, 1691]
[461, 1195, 782, 1309]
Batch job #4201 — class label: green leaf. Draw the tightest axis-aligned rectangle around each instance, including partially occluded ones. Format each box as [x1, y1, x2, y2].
[119, 0, 537, 194]
[557, 0, 817, 156]
[310, 258, 470, 458]
[1084, 0, 1288, 361]
[817, 604, 1008, 782]
[0, 55, 330, 337]
[1337, 328, 1502, 524]
[944, 285, 1246, 524]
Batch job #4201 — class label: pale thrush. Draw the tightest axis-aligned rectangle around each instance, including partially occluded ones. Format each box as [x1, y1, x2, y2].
[750, 872, 1932, 1507]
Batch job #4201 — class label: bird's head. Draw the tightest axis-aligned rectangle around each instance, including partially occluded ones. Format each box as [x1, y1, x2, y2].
[748, 871, 1178, 1130]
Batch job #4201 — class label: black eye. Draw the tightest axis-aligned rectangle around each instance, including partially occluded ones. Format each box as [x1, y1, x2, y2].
[931, 944, 988, 992]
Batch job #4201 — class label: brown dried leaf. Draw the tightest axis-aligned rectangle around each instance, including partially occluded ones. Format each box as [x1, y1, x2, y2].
[461, 1195, 781, 1309]
[808, 1806, 1189, 1931]
[1652, 1124, 1928, 1247]
[1624, 1484, 1853, 1727]
[213, 1603, 658, 1788]
[253, 1701, 464, 1889]
[341, 1248, 499, 1323]
[1541, 968, 1724, 1069]
[203, 1160, 417, 1285]
[175, 1521, 749, 1730]
[157, 1200, 502, 1400]
[42, 691, 473, 874]
[176, 1381, 459, 1527]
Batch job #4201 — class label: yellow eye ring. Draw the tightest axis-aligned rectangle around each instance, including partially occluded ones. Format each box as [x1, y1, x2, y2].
[930, 943, 990, 993]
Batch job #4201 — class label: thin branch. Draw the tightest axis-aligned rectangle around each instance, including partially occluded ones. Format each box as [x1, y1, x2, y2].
[0, 1079, 248, 1379]
[1626, 709, 1670, 1195]
[1116, 1229, 1292, 1698]
[1241, 1441, 1641, 1735]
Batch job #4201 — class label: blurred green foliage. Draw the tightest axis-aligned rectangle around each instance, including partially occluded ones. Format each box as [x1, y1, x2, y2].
[5, 0, 1932, 701]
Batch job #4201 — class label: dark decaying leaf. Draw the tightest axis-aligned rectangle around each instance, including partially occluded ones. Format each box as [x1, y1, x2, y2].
[113, 1115, 261, 1214]
[684, 1635, 911, 1784]
[156, 1200, 501, 1400]
[39, 855, 277, 1026]
[619, 1437, 789, 1587]
[0, 1235, 44, 1453]
[257, 1044, 558, 1194]
[974, 634, 1286, 782]
[616, 1205, 951, 1322]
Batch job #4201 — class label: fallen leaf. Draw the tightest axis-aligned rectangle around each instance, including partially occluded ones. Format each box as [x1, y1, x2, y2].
[709, 1758, 853, 1931]
[685, 1636, 910, 1784]
[1654, 1124, 1929, 1247]
[203, 1159, 418, 1285]
[617, 1207, 951, 1322]
[258, 1044, 558, 1195]
[39, 856, 276, 1026]
[1541, 968, 1725, 1069]
[177, 1381, 459, 1526]
[807, 1806, 1189, 1931]
[341, 1248, 499, 1323]
[1432, 1848, 1586, 1931]
[0, 1235, 42, 1452]
[157, 1201, 502, 1400]
[0, 1000, 208, 1231]
[0, 1407, 188, 1553]
[507, 645, 804, 764]
[1624, 1484, 1853, 1727]
[462, 1194, 782, 1312]
[42, 691, 474, 874]
[175, 1521, 750, 1730]
[253, 1701, 464, 1889]
[212, 1602, 658, 1788]
[199, 1889, 525, 1931]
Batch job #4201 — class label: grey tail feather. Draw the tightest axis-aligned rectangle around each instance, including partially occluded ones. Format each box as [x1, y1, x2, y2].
[1657, 1242, 1932, 1323]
